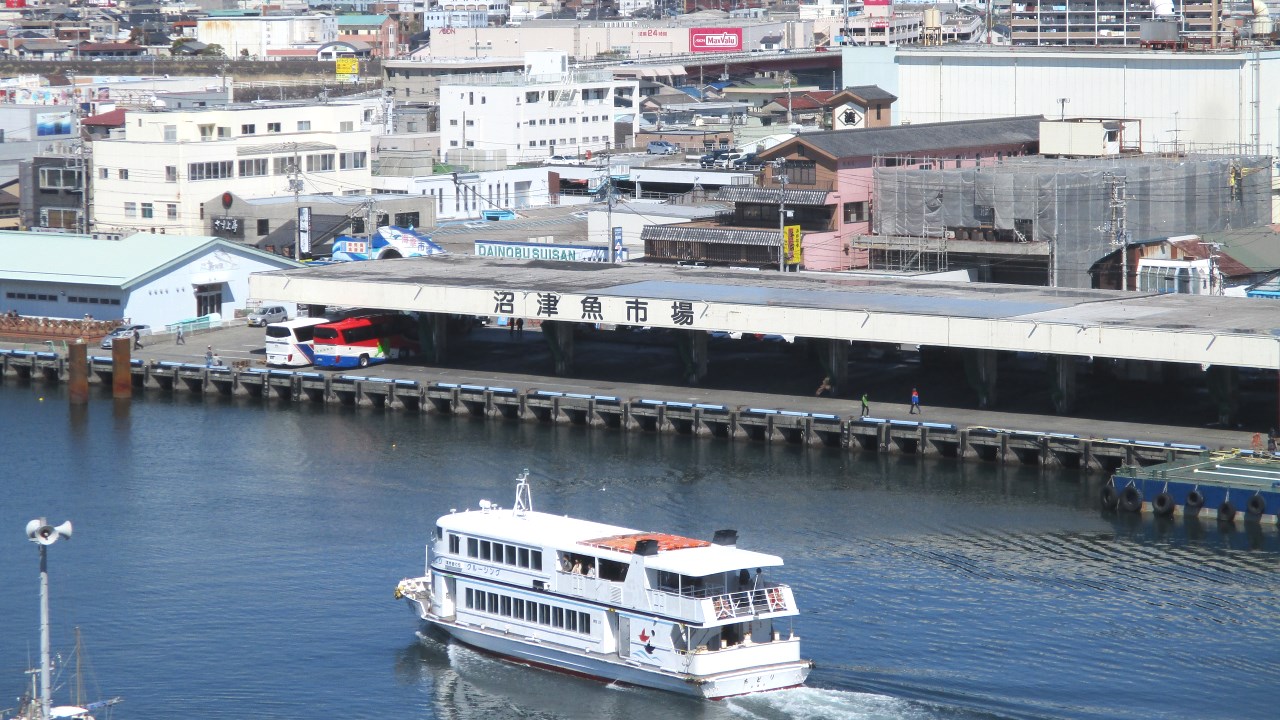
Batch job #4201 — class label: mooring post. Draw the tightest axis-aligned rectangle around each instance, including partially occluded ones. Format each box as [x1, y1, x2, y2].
[67, 340, 88, 406]
[110, 337, 131, 400]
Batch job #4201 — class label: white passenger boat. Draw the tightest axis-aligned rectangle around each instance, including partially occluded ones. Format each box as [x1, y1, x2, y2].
[395, 471, 812, 700]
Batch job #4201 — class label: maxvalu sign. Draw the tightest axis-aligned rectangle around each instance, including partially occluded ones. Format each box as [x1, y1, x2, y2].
[689, 28, 743, 53]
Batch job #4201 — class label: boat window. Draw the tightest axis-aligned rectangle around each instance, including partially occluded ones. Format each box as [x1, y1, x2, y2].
[539, 604, 550, 624]
[532, 550, 543, 571]
[435, 525, 443, 539]
[505, 545, 517, 565]
[448, 534, 460, 554]
[487, 592, 499, 613]
[598, 559, 628, 582]
[500, 596, 512, 616]
[513, 598, 524, 618]
[552, 607, 565, 628]
[518, 548, 530, 567]
[467, 538, 478, 558]
[566, 611, 578, 632]
[579, 612, 591, 633]
[480, 540, 492, 561]
[464, 588, 474, 608]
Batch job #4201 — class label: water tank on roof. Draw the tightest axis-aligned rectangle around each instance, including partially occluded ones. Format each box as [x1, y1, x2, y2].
[1139, 19, 1180, 43]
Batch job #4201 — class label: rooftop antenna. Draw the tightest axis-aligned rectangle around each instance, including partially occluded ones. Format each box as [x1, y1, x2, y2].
[1056, 97, 1070, 121]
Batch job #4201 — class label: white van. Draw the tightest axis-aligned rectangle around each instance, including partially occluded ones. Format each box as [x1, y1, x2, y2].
[265, 318, 328, 367]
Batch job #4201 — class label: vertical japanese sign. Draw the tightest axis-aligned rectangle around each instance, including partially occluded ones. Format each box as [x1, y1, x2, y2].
[297, 206, 312, 256]
[783, 225, 803, 266]
[612, 226, 624, 263]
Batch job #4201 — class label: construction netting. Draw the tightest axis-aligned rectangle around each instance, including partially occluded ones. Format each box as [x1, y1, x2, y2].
[872, 154, 1273, 288]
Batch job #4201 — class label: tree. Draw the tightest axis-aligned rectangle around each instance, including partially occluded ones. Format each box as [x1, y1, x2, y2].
[201, 44, 225, 57]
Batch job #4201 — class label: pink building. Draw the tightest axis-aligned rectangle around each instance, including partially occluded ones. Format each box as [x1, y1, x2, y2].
[643, 115, 1043, 271]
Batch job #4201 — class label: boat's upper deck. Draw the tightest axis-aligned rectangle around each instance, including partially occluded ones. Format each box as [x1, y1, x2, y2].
[437, 506, 784, 575]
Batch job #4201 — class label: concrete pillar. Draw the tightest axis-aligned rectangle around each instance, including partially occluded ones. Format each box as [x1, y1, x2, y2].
[110, 337, 131, 400]
[542, 320, 575, 376]
[1048, 355, 1077, 415]
[675, 329, 709, 384]
[814, 338, 849, 395]
[417, 313, 449, 365]
[67, 340, 88, 406]
[1206, 364, 1239, 428]
[963, 348, 998, 409]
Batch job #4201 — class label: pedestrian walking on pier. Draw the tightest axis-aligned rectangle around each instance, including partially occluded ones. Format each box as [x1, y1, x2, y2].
[516, 317, 524, 337]
[176, 326, 185, 345]
[860, 393, 870, 417]
[909, 387, 921, 414]
[205, 345, 214, 368]
[132, 329, 143, 350]
[508, 318, 515, 337]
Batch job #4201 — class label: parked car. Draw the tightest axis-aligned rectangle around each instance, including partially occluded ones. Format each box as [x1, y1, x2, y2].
[247, 305, 288, 327]
[99, 324, 151, 349]
[730, 153, 759, 169]
[647, 140, 679, 155]
[699, 149, 731, 168]
[543, 154, 583, 165]
[714, 152, 745, 168]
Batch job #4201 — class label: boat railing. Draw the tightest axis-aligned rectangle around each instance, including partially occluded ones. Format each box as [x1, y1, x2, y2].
[707, 584, 792, 620]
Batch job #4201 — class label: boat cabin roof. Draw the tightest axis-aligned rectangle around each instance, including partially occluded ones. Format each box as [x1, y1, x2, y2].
[438, 507, 783, 576]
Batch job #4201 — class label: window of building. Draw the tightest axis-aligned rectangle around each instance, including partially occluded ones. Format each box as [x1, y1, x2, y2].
[267, 122, 281, 133]
[241, 124, 255, 135]
[340, 152, 367, 170]
[340, 121, 354, 132]
[167, 203, 178, 220]
[238, 158, 268, 177]
[140, 202, 153, 219]
[525, 91, 540, 103]
[187, 161, 234, 181]
[466, 119, 474, 127]
[394, 211, 419, 227]
[164, 125, 177, 142]
[216, 126, 230, 139]
[449, 119, 458, 126]
[165, 166, 177, 182]
[99, 167, 108, 179]
[305, 154, 334, 172]
[406, 121, 418, 132]
[465, 141, 474, 148]
[783, 160, 816, 185]
[118, 169, 128, 180]
[297, 121, 312, 131]
[449, 140, 458, 147]
[843, 201, 868, 223]
[257, 218, 269, 235]
[273, 157, 292, 175]
[42, 209, 81, 229]
[124, 201, 136, 217]
[38, 167, 81, 191]
[198, 124, 214, 141]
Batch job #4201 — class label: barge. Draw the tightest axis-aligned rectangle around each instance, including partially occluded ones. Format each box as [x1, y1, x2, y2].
[1104, 451, 1280, 523]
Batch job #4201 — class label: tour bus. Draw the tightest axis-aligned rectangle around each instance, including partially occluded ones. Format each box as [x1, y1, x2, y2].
[312, 313, 420, 369]
[264, 318, 328, 367]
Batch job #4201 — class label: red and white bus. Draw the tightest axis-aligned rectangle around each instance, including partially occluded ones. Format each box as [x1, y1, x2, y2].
[312, 314, 420, 369]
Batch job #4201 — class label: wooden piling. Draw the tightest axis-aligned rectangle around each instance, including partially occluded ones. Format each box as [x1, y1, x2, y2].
[67, 340, 88, 405]
[110, 338, 131, 399]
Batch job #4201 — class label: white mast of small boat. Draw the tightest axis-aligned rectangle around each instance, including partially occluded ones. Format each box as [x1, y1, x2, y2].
[25, 517, 74, 720]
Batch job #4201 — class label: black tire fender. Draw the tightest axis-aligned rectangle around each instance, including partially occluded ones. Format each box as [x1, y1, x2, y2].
[1246, 494, 1266, 517]
[1120, 486, 1143, 513]
[1185, 490, 1205, 515]
[1100, 484, 1119, 510]
[1152, 492, 1176, 517]
[1218, 501, 1237, 523]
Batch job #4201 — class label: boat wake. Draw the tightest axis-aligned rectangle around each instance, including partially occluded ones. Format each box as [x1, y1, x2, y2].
[726, 687, 945, 720]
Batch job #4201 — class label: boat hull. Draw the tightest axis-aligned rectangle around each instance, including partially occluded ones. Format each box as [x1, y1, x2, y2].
[1108, 472, 1280, 523]
[414, 614, 811, 700]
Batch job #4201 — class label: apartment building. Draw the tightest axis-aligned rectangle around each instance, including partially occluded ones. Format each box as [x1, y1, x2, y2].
[91, 103, 373, 236]
[437, 51, 638, 165]
[195, 14, 337, 57]
[1009, 0, 1220, 46]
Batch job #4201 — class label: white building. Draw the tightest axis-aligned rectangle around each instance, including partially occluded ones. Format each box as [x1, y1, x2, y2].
[436, 0, 508, 23]
[91, 102, 375, 236]
[883, 45, 1280, 152]
[438, 51, 638, 165]
[196, 15, 337, 58]
[0, 230, 301, 328]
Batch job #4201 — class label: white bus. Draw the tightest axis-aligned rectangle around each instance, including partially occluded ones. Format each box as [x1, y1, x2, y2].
[264, 318, 328, 367]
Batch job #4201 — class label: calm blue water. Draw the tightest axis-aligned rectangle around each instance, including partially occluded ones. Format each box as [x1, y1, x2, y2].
[1, 382, 1278, 720]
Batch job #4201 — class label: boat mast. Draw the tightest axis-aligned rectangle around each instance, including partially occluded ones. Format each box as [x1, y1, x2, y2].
[75, 627, 83, 708]
[514, 469, 532, 516]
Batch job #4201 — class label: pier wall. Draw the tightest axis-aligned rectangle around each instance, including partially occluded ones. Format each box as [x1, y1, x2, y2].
[0, 349, 1220, 474]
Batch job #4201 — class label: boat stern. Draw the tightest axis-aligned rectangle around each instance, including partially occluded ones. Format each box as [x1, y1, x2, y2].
[394, 574, 432, 621]
[692, 659, 814, 700]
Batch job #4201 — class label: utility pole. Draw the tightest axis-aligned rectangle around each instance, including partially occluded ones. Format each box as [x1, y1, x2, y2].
[287, 142, 303, 261]
[1056, 97, 1069, 121]
[775, 159, 788, 273]
[1106, 172, 1128, 291]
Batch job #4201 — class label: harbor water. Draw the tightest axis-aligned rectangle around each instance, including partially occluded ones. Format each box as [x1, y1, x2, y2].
[1, 383, 1277, 720]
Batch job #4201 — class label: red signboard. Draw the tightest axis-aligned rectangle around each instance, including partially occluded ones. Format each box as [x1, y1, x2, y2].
[4, 0, 26, 7]
[689, 28, 743, 53]
[864, 0, 892, 5]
